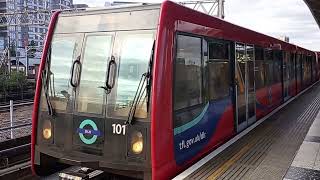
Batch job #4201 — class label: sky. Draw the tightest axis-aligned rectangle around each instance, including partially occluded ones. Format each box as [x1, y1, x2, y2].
[74, 0, 320, 51]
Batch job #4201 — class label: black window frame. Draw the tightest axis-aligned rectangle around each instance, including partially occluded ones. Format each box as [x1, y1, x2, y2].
[254, 46, 266, 89]
[173, 32, 206, 128]
[206, 38, 232, 101]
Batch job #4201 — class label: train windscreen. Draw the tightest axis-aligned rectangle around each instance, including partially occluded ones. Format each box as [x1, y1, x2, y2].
[39, 8, 159, 121]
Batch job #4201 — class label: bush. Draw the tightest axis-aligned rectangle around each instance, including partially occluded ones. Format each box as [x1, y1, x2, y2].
[0, 71, 32, 101]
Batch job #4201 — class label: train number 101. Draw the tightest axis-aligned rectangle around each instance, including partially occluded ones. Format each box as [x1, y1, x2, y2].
[112, 124, 126, 135]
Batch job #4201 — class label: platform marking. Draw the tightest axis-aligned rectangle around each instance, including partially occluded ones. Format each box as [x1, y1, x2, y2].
[173, 81, 319, 180]
[207, 144, 252, 179]
[206, 138, 257, 180]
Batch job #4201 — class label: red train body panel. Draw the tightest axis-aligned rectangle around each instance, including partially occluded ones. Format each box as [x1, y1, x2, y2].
[31, 1, 320, 179]
[31, 11, 60, 175]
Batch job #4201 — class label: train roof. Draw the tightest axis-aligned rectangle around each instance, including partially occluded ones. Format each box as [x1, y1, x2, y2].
[161, 1, 314, 54]
[58, 1, 315, 54]
[59, 3, 161, 16]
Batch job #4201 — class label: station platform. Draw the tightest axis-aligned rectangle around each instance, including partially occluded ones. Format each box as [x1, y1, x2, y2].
[174, 82, 320, 180]
[284, 105, 320, 179]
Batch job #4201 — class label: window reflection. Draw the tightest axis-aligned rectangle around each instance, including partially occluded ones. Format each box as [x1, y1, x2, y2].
[77, 35, 113, 114]
[255, 47, 265, 89]
[43, 35, 82, 112]
[174, 35, 202, 110]
[207, 42, 230, 100]
[108, 31, 154, 118]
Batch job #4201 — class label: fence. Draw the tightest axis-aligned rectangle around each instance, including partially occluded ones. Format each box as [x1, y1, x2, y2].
[0, 100, 33, 141]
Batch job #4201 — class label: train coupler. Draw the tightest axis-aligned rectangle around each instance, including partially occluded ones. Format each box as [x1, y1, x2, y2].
[59, 167, 104, 180]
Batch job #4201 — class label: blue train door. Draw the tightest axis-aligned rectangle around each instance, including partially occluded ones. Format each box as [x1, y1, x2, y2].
[235, 43, 256, 132]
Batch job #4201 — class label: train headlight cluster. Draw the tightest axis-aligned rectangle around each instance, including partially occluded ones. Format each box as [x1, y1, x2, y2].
[42, 120, 52, 140]
[131, 131, 143, 154]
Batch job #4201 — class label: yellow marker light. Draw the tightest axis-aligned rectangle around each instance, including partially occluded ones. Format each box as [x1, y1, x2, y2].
[43, 128, 52, 139]
[43, 120, 52, 140]
[131, 131, 143, 154]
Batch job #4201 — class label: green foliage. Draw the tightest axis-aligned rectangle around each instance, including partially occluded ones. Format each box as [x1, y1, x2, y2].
[0, 71, 33, 101]
[7, 71, 27, 88]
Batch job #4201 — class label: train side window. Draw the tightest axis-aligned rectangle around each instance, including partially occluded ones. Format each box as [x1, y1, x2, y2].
[296, 54, 302, 83]
[255, 47, 265, 89]
[273, 51, 283, 84]
[289, 53, 295, 81]
[207, 42, 230, 100]
[264, 49, 274, 85]
[312, 55, 317, 81]
[174, 35, 203, 111]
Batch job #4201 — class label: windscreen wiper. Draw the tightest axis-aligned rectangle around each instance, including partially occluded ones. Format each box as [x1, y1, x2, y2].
[125, 72, 149, 125]
[41, 47, 54, 116]
[125, 42, 155, 125]
[146, 42, 155, 112]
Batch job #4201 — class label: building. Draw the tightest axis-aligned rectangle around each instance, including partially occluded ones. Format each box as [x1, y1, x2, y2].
[50, 0, 73, 10]
[0, 0, 7, 51]
[5, 0, 73, 57]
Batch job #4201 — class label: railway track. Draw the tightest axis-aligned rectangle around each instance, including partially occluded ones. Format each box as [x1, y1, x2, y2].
[0, 118, 32, 128]
[0, 120, 33, 179]
[0, 136, 31, 176]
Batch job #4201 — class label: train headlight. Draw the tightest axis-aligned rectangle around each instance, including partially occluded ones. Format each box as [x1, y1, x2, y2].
[43, 120, 52, 140]
[131, 131, 143, 154]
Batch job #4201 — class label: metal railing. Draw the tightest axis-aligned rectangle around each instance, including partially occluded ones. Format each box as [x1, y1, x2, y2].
[0, 99, 33, 112]
[0, 100, 33, 139]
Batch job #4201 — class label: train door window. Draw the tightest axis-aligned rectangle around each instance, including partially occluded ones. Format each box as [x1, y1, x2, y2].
[207, 41, 230, 100]
[296, 54, 302, 85]
[246, 45, 256, 123]
[289, 53, 295, 81]
[273, 50, 283, 84]
[264, 49, 274, 86]
[302, 55, 307, 87]
[42, 33, 84, 112]
[107, 30, 155, 118]
[174, 35, 203, 111]
[254, 47, 265, 89]
[173, 34, 203, 128]
[235, 43, 247, 129]
[76, 34, 113, 115]
[312, 55, 316, 82]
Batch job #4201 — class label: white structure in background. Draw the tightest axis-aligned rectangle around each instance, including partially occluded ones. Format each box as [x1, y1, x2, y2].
[279, 36, 290, 43]
[180, 0, 225, 18]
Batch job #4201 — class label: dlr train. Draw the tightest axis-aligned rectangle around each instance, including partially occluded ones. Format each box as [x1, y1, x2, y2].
[31, 1, 320, 179]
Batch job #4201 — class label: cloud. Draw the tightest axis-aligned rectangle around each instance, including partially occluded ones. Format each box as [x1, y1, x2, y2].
[225, 0, 320, 51]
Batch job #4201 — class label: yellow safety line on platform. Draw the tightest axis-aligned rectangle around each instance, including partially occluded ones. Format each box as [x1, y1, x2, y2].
[207, 138, 257, 180]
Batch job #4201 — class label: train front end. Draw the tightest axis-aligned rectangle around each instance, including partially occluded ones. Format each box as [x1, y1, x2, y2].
[32, 5, 160, 179]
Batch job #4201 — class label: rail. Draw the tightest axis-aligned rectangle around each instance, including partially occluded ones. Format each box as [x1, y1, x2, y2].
[0, 101, 33, 178]
[0, 135, 31, 172]
[0, 121, 32, 132]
